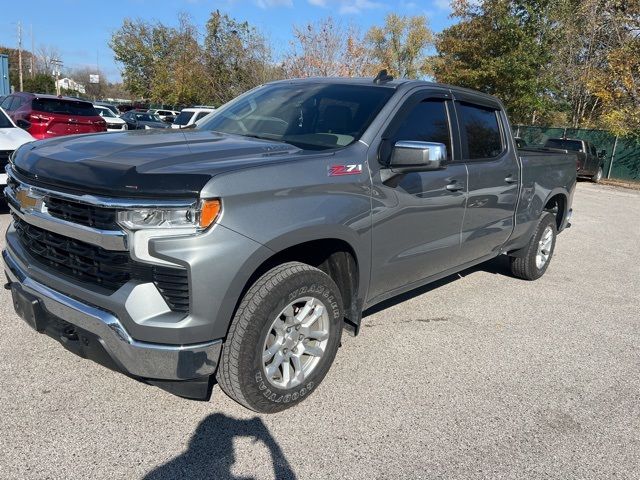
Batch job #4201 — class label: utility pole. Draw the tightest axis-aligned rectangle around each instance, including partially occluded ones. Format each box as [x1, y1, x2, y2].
[30, 24, 34, 78]
[51, 58, 63, 96]
[17, 22, 23, 91]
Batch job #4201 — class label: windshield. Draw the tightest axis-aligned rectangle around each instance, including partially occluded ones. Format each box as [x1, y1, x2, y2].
[545, 139, 583, 152]
[96, 107, 116, 118]
[134, 113, 161, 122]
[198, 83, 394, 150]
[0, 108, 13, 128]
[173, 111, 195, 126]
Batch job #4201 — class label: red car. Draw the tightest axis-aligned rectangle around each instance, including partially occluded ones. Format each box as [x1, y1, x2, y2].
[0, 93, 106, 140]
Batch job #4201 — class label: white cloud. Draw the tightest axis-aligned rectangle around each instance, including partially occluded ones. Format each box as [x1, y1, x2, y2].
[307, 0, 383, 14]
[256, 0, 293, 8]
[434, 0, 451, 10]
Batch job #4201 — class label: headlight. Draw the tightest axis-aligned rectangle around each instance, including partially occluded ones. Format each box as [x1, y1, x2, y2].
[116, 199, 221, 232]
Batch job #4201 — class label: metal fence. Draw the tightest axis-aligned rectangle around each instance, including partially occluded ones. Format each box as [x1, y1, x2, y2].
[513, 125, 640, 181]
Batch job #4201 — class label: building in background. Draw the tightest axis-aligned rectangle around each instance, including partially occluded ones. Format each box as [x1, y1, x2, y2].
[55, 77, 85, 94]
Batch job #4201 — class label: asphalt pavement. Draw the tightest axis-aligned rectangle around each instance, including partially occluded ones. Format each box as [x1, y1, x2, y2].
[0, 182, 638, 480]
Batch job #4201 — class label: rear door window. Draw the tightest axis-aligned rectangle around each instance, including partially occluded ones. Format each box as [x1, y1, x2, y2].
[32, 98, 97, 116]
[195, 111, 211, 122]
[457, 102, 505, 160]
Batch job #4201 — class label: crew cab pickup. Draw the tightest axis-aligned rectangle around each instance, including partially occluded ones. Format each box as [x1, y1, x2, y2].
[3, 77, 576, 413]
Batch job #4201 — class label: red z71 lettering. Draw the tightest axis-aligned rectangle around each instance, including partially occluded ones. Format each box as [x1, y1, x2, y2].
[329, 164, 363, 176]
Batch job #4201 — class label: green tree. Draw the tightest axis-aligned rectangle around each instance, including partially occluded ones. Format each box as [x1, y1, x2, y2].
[22, 73, 55, 94]
[431, 0, 558, 124]
[110, 19, 176, 100]
[203, 10, 278, 105]
[366, 14, 433, 79]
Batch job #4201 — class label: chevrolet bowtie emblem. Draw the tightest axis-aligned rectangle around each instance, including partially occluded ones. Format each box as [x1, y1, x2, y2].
[15, 189, 39, 210]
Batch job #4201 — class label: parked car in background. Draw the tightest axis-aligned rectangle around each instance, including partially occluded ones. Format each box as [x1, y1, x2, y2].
[94, 105, 128, 132]
[94, 102, 120, 117]
[149, 109, 179, 123]
[0, 107, 33, 187]
[0, 93, 106, 140]
[171, 106, 215, 129]
[120, 111, 170, 130]
[544, 138, 605, 182]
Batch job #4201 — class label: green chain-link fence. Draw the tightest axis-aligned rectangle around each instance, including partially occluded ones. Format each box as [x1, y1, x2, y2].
[513, 125, 640, 181]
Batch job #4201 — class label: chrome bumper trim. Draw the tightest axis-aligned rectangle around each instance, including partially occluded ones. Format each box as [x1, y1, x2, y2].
[7, 200, 128, 251]
[3, 249, 221, 380]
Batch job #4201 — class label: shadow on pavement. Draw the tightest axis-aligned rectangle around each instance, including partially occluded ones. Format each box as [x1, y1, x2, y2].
[364, 255, 512, 318]
[143, 413, 297, 480]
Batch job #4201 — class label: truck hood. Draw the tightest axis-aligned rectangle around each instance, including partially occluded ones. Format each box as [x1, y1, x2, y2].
[12, 129, 301, 198]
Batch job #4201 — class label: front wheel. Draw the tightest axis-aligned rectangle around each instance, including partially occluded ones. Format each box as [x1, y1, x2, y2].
[591, 165, 603, 183]
[509, 212, 557, 280]
[217, 262, 343, 413]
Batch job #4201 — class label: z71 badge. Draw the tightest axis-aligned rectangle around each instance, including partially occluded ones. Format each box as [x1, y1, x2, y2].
[328, 164, 363, 176]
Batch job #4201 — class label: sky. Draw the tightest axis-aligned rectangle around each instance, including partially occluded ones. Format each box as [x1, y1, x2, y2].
[0, 0, 456, 83]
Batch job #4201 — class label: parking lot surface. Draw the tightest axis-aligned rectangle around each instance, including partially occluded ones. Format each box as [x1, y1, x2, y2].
[0, 182, 639, 480]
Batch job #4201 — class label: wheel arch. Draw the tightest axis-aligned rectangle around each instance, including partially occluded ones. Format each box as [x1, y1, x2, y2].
[220, 228, 368, 340]
[543, 191, 568, 231]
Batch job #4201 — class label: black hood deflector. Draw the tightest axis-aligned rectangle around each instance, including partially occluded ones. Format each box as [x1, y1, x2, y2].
[13, 129, 301, 198]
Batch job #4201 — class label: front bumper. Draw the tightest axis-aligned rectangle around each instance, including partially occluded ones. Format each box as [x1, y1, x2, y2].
[3, 249, 222, 382]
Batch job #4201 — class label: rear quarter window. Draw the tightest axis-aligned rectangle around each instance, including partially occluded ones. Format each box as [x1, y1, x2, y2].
[32, 99, 98, 116]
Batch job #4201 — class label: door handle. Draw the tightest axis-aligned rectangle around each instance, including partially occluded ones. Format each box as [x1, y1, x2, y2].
[504, 175, 518, 184]
[446, 181, 464, 192]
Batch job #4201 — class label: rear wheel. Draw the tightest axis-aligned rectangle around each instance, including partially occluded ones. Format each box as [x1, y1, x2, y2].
[591, 165, 603, 183]
[510, 212, 557, 280]
[217, 262, 343, 413]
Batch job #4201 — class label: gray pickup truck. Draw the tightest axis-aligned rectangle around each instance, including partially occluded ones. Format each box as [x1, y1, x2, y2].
[544, 137, 605, 182]
[3, 76, 576, 413]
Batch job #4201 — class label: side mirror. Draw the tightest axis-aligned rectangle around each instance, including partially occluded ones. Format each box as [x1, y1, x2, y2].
[16, 119, 31, 130]
[389, 141, 447, 171]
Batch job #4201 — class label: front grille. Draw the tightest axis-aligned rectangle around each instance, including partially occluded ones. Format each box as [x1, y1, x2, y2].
[13, 215, 189, 312]
[45, 197, 118, 230]
[0, 150, 12, 169]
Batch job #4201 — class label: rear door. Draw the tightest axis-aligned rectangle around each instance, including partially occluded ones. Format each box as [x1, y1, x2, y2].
[454, 97, 520, 264]
[369, 90, 468, 300]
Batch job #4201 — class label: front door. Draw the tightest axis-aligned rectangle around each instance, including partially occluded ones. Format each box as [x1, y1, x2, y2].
[368, 93, 468, 301]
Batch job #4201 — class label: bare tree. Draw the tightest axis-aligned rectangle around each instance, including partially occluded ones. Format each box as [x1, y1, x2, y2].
[35, 44, 61, 75]
[284, 17, 375, 78]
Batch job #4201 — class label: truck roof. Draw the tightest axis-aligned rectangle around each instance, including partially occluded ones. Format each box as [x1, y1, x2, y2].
[267, 77, 503, 106]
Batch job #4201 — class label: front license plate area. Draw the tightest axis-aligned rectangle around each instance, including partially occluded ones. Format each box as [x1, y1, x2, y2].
[11, 285, 46, 332]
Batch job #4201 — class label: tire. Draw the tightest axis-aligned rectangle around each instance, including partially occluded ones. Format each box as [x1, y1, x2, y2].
[591, 165, 603, 183]
[510, 212, 557, 281]
[217, 262, 343, 413]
